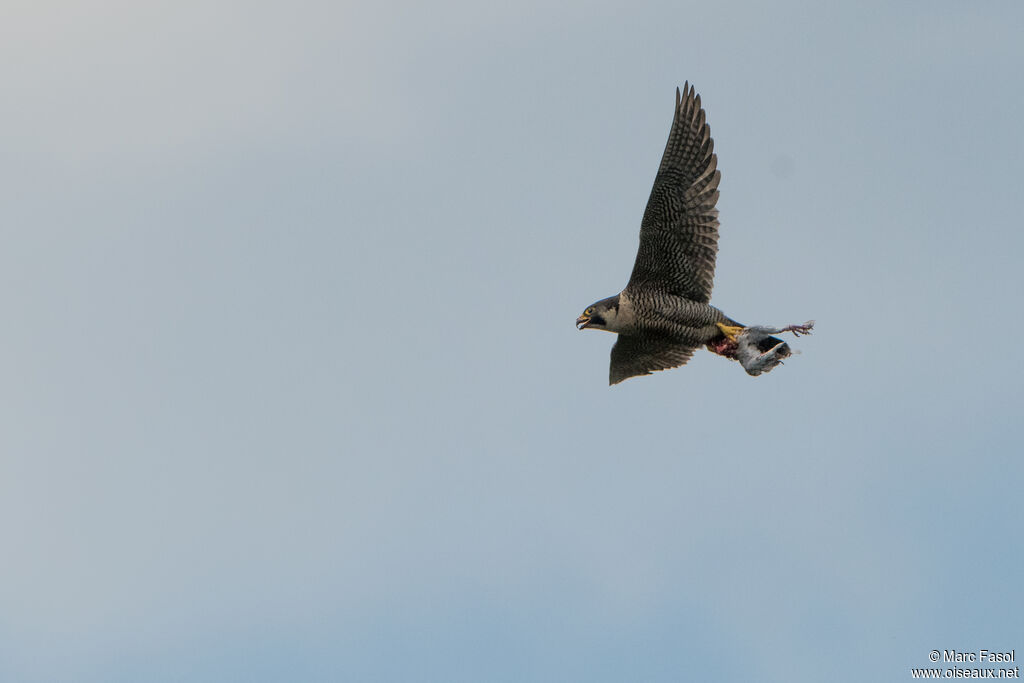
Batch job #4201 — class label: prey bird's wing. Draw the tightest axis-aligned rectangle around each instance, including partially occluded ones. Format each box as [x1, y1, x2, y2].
[609, 333, 696, 385]
[626, 83, 721, 303]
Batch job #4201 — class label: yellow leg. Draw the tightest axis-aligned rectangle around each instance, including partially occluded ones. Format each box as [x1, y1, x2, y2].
[716, 323, 744, 341]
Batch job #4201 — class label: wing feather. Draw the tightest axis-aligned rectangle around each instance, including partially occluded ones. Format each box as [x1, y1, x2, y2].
[609, 333, 696, 385]
[626, 83, 722, 303]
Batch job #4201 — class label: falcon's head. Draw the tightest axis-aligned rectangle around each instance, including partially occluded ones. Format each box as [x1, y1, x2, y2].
[576, 295, 620, 332]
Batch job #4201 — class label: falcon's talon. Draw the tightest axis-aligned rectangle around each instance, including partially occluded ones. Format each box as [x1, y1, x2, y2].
[575, 83, 815, 384]
[716, 323, 745, 342]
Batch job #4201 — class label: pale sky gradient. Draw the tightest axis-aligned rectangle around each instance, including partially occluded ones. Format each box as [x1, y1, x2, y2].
[2, 1, 1022, 681]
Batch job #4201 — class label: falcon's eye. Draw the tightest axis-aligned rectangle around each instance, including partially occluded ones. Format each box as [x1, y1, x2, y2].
[585, 307, 594, 315]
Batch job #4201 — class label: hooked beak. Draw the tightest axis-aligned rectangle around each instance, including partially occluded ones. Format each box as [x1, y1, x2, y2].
[576, 314, 591, 330]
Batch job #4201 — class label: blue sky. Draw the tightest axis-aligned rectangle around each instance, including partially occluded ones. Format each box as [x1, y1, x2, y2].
[2, 1, 1022, 681]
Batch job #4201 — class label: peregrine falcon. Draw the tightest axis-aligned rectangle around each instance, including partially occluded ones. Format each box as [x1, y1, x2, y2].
[576, 83, 813, 384]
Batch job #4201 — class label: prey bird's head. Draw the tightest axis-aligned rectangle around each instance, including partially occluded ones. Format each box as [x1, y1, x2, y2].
[576, 295, 620, 332]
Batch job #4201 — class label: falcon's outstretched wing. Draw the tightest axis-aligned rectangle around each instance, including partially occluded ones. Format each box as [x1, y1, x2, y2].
[626, 83, 721, 303]
[609, 333, 696, 385]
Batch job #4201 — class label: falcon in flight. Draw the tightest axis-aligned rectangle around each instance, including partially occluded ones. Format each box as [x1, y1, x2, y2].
[576, 83, 813, 384]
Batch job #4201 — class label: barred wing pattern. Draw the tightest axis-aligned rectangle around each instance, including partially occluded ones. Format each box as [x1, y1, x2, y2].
[609, 334, 696, 385]
[626, 83, 721, 303]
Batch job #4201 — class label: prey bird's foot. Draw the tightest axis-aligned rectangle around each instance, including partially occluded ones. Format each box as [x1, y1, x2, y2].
[780, 320, 814, 337]
[716, 323, 745, 342]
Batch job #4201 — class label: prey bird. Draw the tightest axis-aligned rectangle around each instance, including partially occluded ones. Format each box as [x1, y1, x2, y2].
[576, 83, 813, 384]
